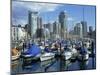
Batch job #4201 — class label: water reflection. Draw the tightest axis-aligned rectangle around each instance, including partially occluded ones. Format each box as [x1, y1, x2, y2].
[40, 58, 56, 72]
[11, 59, 20, 74]
[78, 60, 89, 70]
[12, 60, 19, 70]
[22, 60, 41, 72]
[11, 57, 96, 74]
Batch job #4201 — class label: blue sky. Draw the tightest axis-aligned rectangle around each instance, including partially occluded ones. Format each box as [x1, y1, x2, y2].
[12, 1, 96, 31]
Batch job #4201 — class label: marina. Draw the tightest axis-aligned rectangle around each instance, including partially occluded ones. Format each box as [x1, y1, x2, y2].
[11, 39, 96, 75]
[11, 1, 96, 75]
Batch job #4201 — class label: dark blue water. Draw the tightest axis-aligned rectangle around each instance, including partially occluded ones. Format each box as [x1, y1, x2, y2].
[11, 56, 96, 75]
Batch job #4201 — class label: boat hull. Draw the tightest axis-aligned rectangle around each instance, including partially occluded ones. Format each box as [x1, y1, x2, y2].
[12, 52, 20, 61]
[22, 53, 41, 61]
[63, 52, 72, 60]
[40, 53, 55, 61]
[78, 53, 89, 61]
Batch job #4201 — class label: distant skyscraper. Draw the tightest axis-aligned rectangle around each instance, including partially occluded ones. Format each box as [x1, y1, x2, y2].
[89, 26, 93, 33]
[89, 26, 93, 39]
[43, 24, 47, 29]
[53, 21, 57, 34]
[37, 17, 42, 28]
[81, 21, 87, 38]
[59, 11, 67, 39]
[28, 11, 38, 38]
[53, 21, 60, 39]
[44, 23, 53, 33]
[74, 23, 83, 38]
[43, 23, 53, 39]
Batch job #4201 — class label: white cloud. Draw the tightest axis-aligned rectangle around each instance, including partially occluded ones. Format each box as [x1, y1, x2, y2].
[67, 17, 74, 21]
[12, 1, 62, 25]
[12, 1, 61, 25]
[12, 1, 61, 12]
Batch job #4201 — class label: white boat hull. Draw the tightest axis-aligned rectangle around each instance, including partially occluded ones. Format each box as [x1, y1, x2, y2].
[84, 54, 89, 60]
[78, 53, 89, 61]
[64, 52, 72, 60]
[22, 53, 41, 61]
[71, 49, 78, 60]
[40, 53, 55, 61]
[41, 59, 55, 67]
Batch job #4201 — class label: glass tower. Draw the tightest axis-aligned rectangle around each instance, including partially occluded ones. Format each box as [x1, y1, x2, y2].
[28, 11, 38, 38]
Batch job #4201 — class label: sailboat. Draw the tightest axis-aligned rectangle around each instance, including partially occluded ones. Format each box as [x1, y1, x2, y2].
[71, 46, 78, 60]
[40, 52, 55, 61]
[62, 44, 73, 61]
[12, 48, 21, 61]
[63, 51, 72, 60]
[40, 44, 55, 61]
[77, 7, 89, 61]
[40, 25, 55, 61]
[77, 46, 89, 61]
[21, 44, 41, 60]
[78, 53, 89, 61]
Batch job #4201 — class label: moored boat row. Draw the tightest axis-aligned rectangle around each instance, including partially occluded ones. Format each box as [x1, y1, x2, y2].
[11, 39, 95, 63]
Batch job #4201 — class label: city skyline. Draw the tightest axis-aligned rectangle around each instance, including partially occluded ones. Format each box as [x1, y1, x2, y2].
[12, 1, 96, 31]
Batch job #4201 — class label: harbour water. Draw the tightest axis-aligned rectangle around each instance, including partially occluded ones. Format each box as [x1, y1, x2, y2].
[11, 56, 96, 75]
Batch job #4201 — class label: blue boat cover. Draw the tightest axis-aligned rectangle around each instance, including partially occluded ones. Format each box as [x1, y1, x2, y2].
[44, 47, 50, 52]
[24, 44, 41, 57]
[80, 47, 88, 55]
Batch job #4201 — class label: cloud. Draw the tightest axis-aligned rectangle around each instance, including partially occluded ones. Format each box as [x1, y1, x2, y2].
[12, 1, 60, 12]
[12, 1, 61, 25]
[67, 17, 74, 21]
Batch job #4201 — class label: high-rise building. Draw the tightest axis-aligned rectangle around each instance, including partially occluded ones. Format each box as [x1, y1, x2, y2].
[89, 26, 93, 33]
[53, 21, 60, 39]
[74, 23, 83, 38]
[59, 11, 67, 39]
[53, 21, 57, 34]
[44, 23, 53, 39]
[37, 17, 42, 29]
[44, 23, 53, 33]
[81, 21, 87, 38]
[28, 11, 38, 38]
[89, 26, 94, 39]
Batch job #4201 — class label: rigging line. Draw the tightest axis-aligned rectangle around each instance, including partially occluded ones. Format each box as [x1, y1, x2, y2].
[83, 6, 85, 21]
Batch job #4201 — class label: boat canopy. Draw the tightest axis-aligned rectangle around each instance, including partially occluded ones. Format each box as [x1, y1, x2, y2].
[24, 44, 41, 56]
[80, 47, 88, 55]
